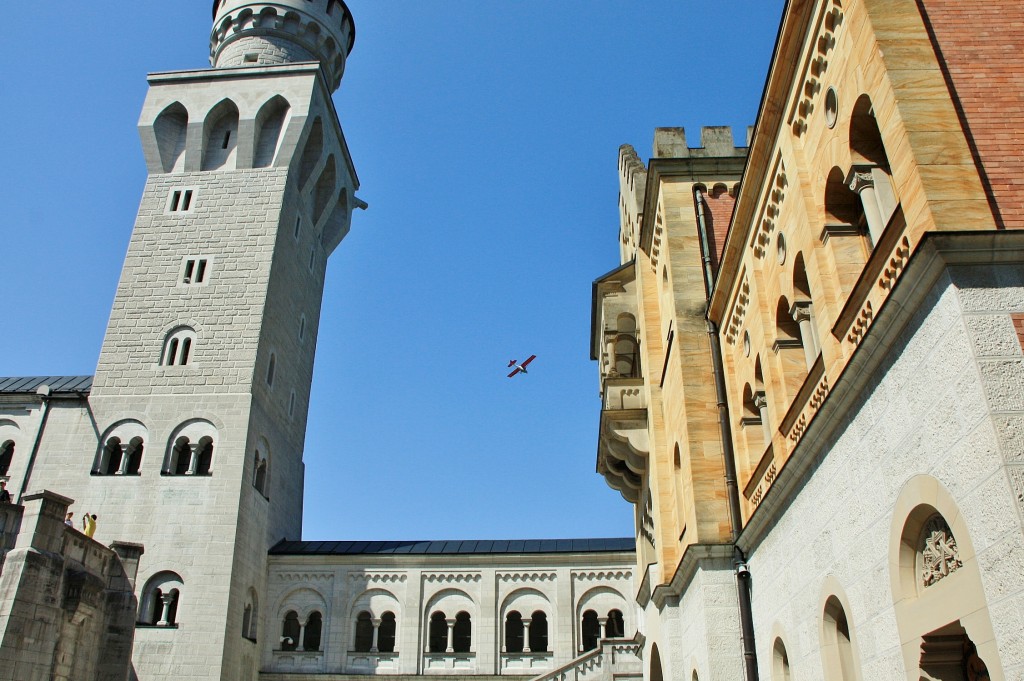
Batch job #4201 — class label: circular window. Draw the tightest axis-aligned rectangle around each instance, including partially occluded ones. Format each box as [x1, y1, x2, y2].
[743, 331, 751, 358]
[825, 87, 839, 129]
[777, 232, 787, 266]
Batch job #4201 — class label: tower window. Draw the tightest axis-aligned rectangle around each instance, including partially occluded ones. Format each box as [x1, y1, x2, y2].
[166, 188, 196, 213]
[181, 257, 210, 285]
[161, 327, 196, 367]
[308, 248, 316, 271]
[299, 315, 306, 341]
[294, 216, 302, 240]
[267, 353, 276, 388]
[288, 391, 296, 418]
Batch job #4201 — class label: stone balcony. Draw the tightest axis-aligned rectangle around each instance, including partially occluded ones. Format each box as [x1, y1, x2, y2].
[346, 651, 399, 673]
[596, 378, 648, 504]
[499, 651, 554, 674]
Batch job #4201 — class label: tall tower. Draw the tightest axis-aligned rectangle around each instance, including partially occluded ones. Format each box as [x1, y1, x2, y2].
[27, 2, 361, 679]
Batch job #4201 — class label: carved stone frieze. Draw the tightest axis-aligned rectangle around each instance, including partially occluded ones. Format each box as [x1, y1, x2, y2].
[497, 572, 557, 583]
[879, 236, 911, 290]
[847, 301, 874, 346]
[571, 570, 632, 582]
[348, 572, 407, 584]
[423, 572, 482, 584]
[920, 515, 963, 587]
[749, 157, 788, 260]
[725, 273, 751, 345]
[276, 572, 333, 583]
[789, 0, 844, 136]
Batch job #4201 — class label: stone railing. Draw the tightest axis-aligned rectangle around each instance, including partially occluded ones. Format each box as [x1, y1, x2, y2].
[423, 651, 476, 674]
[501, 651, 554, 674]
[346, 650, 399, 673]
[529, 640, 640, 681]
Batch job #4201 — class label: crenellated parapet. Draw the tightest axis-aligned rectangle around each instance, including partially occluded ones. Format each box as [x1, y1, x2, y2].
[210, 0, 355, 92]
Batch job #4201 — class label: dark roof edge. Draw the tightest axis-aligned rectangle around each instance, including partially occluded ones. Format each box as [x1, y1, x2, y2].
[269, 537, 636, 557]
[0, 376, 93, 395]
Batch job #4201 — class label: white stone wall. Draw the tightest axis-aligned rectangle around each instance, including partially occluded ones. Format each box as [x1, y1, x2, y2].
[743, 264, 1024, 680]
[263, 553, 635, 676]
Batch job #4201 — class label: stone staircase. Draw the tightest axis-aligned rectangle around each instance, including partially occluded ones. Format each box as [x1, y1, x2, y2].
[528, 640, 641, 681]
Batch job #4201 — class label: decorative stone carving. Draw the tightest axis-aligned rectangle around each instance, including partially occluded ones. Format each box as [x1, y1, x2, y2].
[749, 157, 788, 260]
[277, 572, 333, 583]
[725, 274, 751, 345]
[789, 0, 844, 136]
[847, 301, 873, 346]
[423, 572, 482, 584]
[920, 515, 963, 587]
[497, 572, 557, 583]
[572, 570, 632, 582]
[348, 572, 407, 584]
[879, 236, 911, 290]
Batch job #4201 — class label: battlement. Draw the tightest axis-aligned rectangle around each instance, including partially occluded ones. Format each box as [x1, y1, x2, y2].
[652, 126, 751, 159]
[210, 0, 355, 92]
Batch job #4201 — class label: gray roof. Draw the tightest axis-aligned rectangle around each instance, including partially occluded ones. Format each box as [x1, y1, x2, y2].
[0, 376, 93, 395]
[270, 538, 635, 556]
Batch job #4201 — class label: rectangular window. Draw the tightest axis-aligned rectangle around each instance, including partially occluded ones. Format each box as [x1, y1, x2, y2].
[294, 216, 301, 240]
[180, 257, 211, 286]
[166, 187, 196, 214]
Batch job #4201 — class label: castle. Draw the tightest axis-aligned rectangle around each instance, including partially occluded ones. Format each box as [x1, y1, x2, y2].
[2, 0, 1024, 680]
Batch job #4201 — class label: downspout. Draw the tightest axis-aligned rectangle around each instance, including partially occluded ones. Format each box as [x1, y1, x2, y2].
[17, 386, 53, 504]
[694, 188, 760, 681]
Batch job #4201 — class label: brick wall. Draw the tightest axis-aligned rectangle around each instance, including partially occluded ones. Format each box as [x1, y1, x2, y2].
[918, 0, 1024, 229]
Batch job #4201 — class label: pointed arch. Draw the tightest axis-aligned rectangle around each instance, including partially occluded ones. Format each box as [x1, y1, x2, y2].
[154, 102, 189, 173]
[202, 99, 240, 171]
[253, 95, 291, 168]
[298, 118, 324, 189]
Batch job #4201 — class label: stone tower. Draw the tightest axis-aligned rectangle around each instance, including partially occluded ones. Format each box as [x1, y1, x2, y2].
[23, 2, 361, 679]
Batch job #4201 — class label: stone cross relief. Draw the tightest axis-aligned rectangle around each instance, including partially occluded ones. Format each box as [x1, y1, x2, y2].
[920, 516, 963, 588]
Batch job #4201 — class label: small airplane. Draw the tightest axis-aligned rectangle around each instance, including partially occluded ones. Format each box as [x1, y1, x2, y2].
[507, 355, 537, 378]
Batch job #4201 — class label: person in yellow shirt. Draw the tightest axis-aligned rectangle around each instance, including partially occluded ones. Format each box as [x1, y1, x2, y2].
[83, 514, 97, 538]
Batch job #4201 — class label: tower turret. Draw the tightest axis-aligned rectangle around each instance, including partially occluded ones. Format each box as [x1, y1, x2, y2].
[210, 0, 355, 91]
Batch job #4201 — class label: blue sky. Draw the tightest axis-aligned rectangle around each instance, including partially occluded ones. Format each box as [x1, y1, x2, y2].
[2, 2, 783, 541]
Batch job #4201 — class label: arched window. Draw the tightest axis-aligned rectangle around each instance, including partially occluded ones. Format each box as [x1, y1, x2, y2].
[195, 437, 214, 475]
[378, 611, 397, 653]
[429, 611, 447, 652]
[529, 611, 548, 653]
[452, 611, 471, 653]
[774, 296, 808, 396]
[242, 589, 259, 640]
[164, 421, 215, 475]
[96, 436, 144, 476]
[606, 609, 625, 638]
[505, 611, 524, 653]
[354, 610, 373, 652]
[281, 611, 300, 651]
[822, 596, 858, 680]
[791, 253, 820, 370]
[153, 102, 189, 173]
[303, 611, 323, 652]
[0, 440, 13, 476]
[772, 638, 791, 681]
[202, 99, 239, 171]
[253, 96, 290, 168]
[848, 94, 897, 246]
[581, 610, 599, 651]
[139, 572, 183, 627]
[253, 450, 268, 496]
[161, 327, 196, 366]
[314, 156, 337, 224]
[298, 118, 324, 190]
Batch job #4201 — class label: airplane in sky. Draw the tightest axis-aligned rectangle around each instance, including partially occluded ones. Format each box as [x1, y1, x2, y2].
[507, 355, 537, 378]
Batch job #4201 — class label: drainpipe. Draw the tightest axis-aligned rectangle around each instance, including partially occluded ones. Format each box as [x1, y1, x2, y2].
[694, 188, 760, 681]
[18, 385, 53, 504]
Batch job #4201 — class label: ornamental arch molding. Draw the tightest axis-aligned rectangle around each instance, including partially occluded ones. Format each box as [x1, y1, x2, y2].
[349, 587, 401, 620]
[888, 475, 1004, 681]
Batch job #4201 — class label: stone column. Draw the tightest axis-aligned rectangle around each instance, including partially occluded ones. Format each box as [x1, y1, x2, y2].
[445, 618, 455, 654]
[790, 301, 818, 370]
[117, 449, 130, 475]
[297, 624, 306, 652]
[522, 619, 532, 653]
[604, 336, 618, 377]
[371, 618, 381, 653]
[598, 617, 608, 641]
[846, 166, 885, 246]
[753, 392, 771, 447]
[186, 444, 200, 475]
[157, 593, 176, 626]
